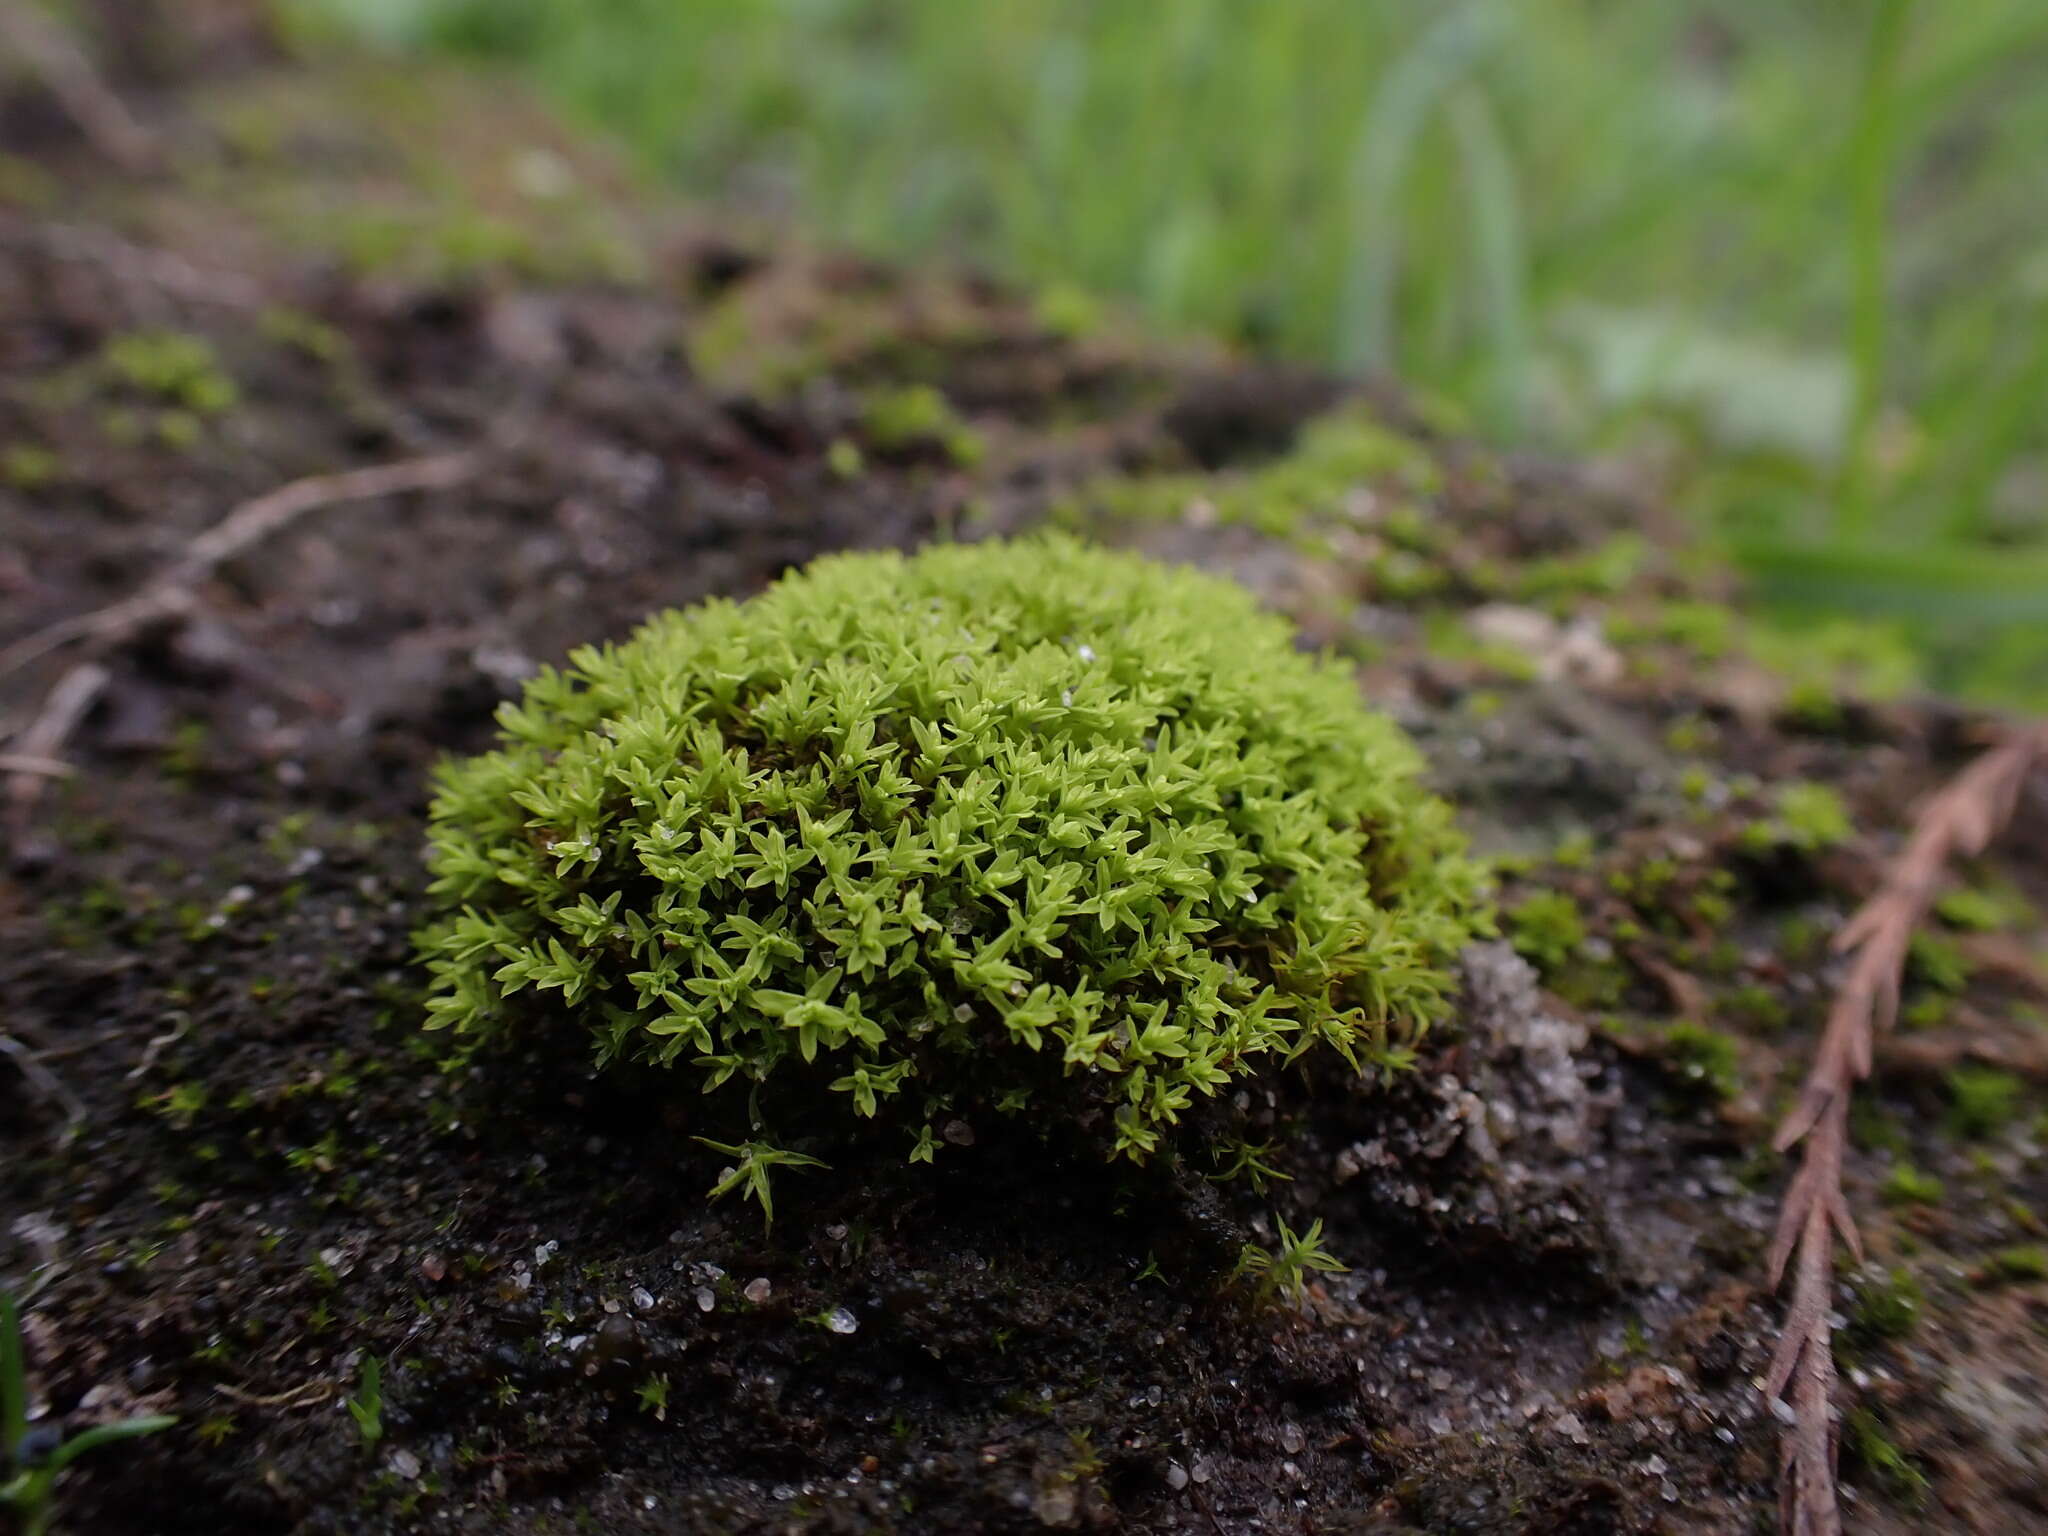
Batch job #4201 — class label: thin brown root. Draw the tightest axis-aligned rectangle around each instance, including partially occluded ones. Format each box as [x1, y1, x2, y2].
[211, 1380, 338, 1410]
[1, 451, 483, 851]
[0, 450, 482, 680]
[0, 211, 267, 309]
[0, 1032, 88, 1141]
[0, 2, 158, 174]
[3, 661, 108, 844]
[0, 753, 74, 777]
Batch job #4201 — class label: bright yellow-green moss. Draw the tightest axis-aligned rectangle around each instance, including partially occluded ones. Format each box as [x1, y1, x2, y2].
[418, 535, 1485, 1165]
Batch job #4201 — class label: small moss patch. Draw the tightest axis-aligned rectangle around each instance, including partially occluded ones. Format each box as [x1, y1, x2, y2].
[1945, 1066, 2024, 1140]
[101, 331, 240, 415]
[1505, 890, 1586, 975]
[1660, 1021, 1741, 1103]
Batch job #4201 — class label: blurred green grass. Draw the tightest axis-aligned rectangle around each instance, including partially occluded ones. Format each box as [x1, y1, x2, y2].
[296, 0, 2048, 706]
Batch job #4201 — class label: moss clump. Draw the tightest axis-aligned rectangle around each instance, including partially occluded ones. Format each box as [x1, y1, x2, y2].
[1065, 406, 1442, 545]
[101, 332, 239, 415]
[1746, 616, 1921, 718]
[1933, 880, 2034, 933]
[1493, 533, 1645, 606]
[858, 384, 985, 467]
[1945, 1065, 2023, 1139]
[1974, 1245, 2048, 1285]
[1906, 931, 1972, 995]
[1722, 982, 1789, 1034]
[1, 442, 59, 490]
[1505, 891, 1586, 975]
[417, 535, 1485, 1163]
[1879, 1162, 1943, 1208]
[1844, 1407, 1928, 1506]
[1740, 780, 1853, 854]
[1661, 1021, 1742, 1103]
[1847, 1265, 1923, 1344]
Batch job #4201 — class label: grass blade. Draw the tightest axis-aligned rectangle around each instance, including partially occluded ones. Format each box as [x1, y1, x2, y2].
[1, 1289, 25, 1455]
[1447, 83, 1528, 434]
[1338, 2, 1502, 373]
[1838, 0, 1916, 538]
[42, 1416, 178, 1476]
[1739, 538, 2048, 623]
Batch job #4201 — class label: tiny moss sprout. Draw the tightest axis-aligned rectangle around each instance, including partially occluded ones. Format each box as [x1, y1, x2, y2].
[3, 1290, 176, 1536]
[693, 1138, 827, 1227]
[418, 536, 1484, 1188]
[1233, 1215, 1347, 1307]
[345, 1355, 383, 1446]
[635, 1373, 671, 1421]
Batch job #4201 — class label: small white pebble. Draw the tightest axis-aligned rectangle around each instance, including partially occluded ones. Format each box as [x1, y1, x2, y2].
[744, 1278, 773, 1304]
[824, 1306, 858, 1335]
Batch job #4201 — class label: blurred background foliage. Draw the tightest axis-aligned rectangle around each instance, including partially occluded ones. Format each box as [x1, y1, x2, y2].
[293, 0, 2048, 707]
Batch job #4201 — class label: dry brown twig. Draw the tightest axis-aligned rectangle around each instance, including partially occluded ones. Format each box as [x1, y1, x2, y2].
[0, 1031, 87, 1138]
[0, 0, 158, 174]
[1766, 720, 2048, 1535]
[2, 451, 482, 845]
[0, 210, 268, 310]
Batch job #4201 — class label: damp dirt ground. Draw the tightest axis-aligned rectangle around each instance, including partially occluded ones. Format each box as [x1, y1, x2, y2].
[4, 8, 2046, 1534]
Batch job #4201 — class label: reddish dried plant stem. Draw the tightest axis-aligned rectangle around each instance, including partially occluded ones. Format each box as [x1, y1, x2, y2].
[1767, 724, 2047, 1536]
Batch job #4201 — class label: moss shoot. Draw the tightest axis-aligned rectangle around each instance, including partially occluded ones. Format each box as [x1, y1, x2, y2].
[417, 535, 1484, 1165]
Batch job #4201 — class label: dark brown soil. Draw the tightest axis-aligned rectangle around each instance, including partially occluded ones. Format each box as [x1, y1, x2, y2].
[4, 8, 2046, 1534]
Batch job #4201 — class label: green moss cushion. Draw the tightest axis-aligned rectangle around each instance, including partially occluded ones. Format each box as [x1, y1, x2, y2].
[417, 534, 1484, 1162]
